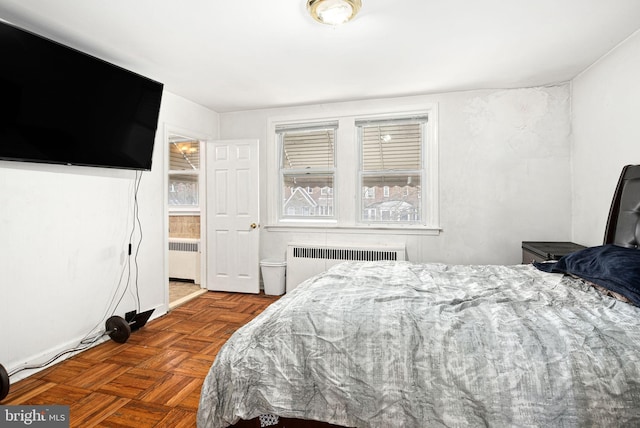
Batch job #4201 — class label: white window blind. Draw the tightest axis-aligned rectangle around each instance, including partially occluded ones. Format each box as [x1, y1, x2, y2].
[169, 140, 200, 170]
[357, 116, 427, 171]
[278, 122, 337, 169]
[169, 139, 200, 207]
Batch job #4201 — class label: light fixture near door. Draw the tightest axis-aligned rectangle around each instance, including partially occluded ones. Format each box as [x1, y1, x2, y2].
[307, 0, 362, 25]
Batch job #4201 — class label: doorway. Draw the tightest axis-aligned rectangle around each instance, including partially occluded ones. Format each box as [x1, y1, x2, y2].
[167, 132, 206, 308]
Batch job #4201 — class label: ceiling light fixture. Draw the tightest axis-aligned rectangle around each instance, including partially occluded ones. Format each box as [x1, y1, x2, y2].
[307, 0, 362, 25]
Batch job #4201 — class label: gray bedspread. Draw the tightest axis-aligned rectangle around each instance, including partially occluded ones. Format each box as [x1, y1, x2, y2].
[197, 261, 640, 427]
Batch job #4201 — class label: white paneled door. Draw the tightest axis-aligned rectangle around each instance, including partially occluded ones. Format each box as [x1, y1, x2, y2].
[206, 139, 260, 293]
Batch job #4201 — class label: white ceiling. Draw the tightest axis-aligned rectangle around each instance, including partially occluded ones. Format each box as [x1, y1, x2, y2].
[1, 0, 639, 113]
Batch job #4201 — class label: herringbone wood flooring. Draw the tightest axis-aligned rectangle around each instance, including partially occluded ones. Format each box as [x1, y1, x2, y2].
[3, 291, 280, 427]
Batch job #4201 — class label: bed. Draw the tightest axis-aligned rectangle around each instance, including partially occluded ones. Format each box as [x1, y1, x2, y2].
[197, 165, 640, 428]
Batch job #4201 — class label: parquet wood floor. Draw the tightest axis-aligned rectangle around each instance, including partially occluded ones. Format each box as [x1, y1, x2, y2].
[3, 291, 280, 427]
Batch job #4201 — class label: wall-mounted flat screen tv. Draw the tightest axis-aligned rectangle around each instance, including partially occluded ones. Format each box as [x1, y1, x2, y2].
[0, 20, 163, 171]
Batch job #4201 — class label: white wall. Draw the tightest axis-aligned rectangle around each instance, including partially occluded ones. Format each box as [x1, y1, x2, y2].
[220, 84, 572, 265]
[0, 90, 217, 381]
[571, 30, 640, 246]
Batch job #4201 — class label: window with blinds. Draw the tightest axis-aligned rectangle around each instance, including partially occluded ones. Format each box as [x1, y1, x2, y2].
[169, 139, 200, 207]
[278, 122, 336, 219]
[357, 116, 427, 223]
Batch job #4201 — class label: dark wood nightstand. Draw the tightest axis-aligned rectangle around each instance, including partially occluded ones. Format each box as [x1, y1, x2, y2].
[522, 241, 587, 264]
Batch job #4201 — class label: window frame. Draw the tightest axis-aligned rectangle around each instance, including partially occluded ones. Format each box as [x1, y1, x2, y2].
[277, 121, 337, 222]
[356, 115, 428, 226]
[266, 104, 439, 234]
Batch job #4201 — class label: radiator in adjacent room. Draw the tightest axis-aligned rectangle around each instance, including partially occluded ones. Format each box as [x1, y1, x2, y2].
[286, 243, 406, 292]
[169, 238, 201, 284]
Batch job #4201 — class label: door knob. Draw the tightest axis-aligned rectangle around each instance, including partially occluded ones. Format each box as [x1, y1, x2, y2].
[250, 223, 258, 229]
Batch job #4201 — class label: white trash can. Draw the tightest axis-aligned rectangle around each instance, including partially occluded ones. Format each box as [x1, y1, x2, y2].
[260, 259, 286, 295]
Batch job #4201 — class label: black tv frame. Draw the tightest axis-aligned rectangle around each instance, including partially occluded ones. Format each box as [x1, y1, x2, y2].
[0, 20, 164, 171]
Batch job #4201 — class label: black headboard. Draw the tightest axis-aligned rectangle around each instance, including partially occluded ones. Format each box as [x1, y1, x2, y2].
[604, 164, 640, 248]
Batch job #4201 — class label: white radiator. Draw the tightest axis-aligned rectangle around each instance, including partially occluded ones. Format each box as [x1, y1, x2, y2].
[169, 238, 201, 284]
[286, 243, 406, 292]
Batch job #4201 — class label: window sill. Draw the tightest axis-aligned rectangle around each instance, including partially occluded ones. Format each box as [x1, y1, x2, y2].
[169, 208, 200, 216]
[264, 223, 441, 236]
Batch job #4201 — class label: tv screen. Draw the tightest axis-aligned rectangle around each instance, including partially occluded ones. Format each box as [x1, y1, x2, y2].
[0, 20, 163, 170]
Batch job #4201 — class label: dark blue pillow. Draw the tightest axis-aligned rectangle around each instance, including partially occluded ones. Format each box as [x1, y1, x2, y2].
[534, 244, 640, 305]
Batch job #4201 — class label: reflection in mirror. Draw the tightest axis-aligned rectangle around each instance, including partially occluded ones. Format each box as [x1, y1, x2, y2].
[167, 133, 204, 307]
[169, 137, 200, 170]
